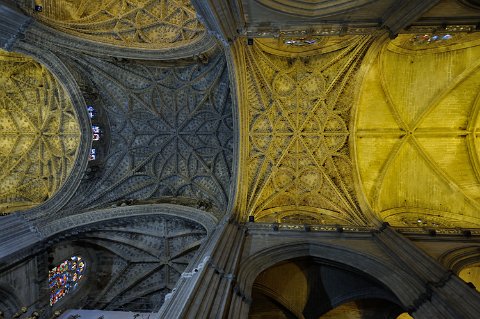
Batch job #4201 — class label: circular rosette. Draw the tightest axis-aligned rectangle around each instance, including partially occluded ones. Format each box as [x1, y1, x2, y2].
[298, 167, 323, 191]
[273, 72, 296, 97]
[272, 166, 296, 191]
[300, 73, 326, 98]
[322, 113, 348, 153]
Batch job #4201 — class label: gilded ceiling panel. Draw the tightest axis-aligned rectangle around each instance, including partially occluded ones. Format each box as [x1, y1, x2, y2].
[355, 34, 480, 228]
[62, 52, 233, 216]
[27, 0, 204, 48]
[239, 37, 372, 225]
[0, 50, 80, 214]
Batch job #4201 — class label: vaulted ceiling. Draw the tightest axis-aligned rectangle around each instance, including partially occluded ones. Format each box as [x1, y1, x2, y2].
[0, 50, 80, 214]
[20, 0, 205, 49]
[2, 0, 480, 232]
[355, 34, 480, 228]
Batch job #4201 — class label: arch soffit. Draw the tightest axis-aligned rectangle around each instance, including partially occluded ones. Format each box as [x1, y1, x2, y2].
[1, 43, 91, 218]
[438, 245, 480, 273]
[39, 203, 218, 239]
[25, 22, 219, 60]
[0, 282, 21, 306]
[350, 34, 390, 225]
[237, 241, 425, 308]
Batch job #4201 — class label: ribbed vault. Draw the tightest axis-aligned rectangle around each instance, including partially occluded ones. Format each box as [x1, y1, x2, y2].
[49, 213, 208, 312]
[22, 0, 205, 49]
[236, 36, 373, 225]
[0, 50, 80, 214]
[354, 33, 480, 228]
[57, 50, 234, 218]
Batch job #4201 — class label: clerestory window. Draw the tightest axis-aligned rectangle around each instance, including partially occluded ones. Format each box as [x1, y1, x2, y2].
[49, 256, 86, 306]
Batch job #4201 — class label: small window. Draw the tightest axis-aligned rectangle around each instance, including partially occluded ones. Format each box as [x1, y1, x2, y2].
[49, 256, 86, 306]
[87, 106, 96, 119]
[88, 149, 97, 161]
[92, 125, 101, 141]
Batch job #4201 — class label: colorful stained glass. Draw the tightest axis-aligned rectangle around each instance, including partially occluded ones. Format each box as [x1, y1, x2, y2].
[87, 106, 96, 118]
[92, 125, 101, 141]
[89, 148, 97, 161]
[410, 33, 453, 45]
[49, 256, 86, 306]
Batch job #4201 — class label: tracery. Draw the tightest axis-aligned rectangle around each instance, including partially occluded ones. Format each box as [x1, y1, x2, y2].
[26, 0, 205, 49]
[0, 50, 80, 214]
[238, 36, 372, 225]
[49, 256, 86, 306]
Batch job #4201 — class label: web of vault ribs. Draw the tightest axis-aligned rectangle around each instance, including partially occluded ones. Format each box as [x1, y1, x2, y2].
[65, 52, 233, 214]
[0, 51, 80, 214]
[80, 215, 207, 311]
[29, 0, 205, 48]
[245, 37, 371, 225]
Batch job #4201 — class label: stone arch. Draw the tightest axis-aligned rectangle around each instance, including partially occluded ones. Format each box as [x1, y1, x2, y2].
[248, 255, 405, 319]
[37, 204, 216, 313]
[39, 203, 217, 238]
[0, 283, 22, 318]
[439, 245, 480, 273]
[0, 43, 91, 218]
[18, 0, 218, 60]
[230, 241, 424, 318]
[438, 245, 480, 292]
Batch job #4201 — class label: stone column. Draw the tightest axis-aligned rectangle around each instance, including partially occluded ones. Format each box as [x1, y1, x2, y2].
[373, 224, 480, 319]
[190, 0, 243, 46]
[381, 0, 440, 37]
[159, 217, 246, 318]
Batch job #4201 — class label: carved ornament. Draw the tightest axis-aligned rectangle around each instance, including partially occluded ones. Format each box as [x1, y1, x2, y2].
[25, 0, 205, 49]
[0, 50, 80, 214]
[237, 36, 372, 225]
[60, 52, 234, 217]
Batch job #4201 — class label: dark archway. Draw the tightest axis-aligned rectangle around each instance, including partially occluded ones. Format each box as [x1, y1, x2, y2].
[248, 257, 404, 319]
[230, 242, 424, 318]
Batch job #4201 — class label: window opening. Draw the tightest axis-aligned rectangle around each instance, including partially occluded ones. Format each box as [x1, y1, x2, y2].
[92, 125, 101, 141]
[87, 106, 96, 119]
[49, 256, 86, 306]
[89, 149, 97, 161]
